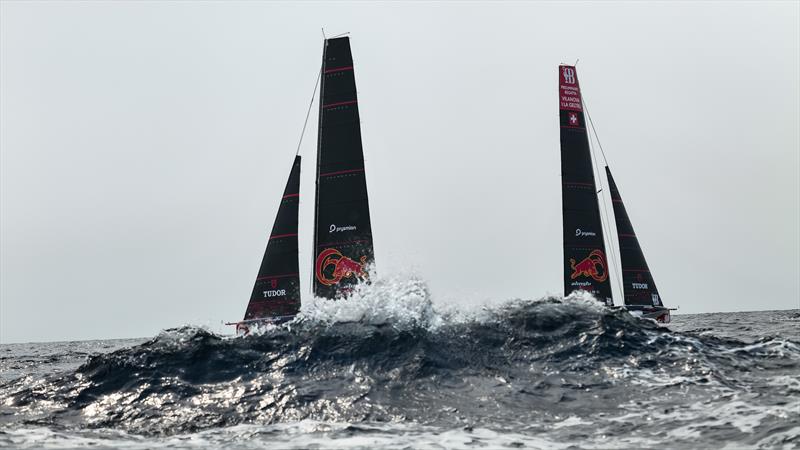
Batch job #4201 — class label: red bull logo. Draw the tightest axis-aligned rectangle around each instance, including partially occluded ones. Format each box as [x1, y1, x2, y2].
[315, 248, 368, 286]
[569, 249, 608, 282]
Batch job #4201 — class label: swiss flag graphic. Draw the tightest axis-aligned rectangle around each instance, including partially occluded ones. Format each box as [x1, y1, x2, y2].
[568, 112, 579, 126]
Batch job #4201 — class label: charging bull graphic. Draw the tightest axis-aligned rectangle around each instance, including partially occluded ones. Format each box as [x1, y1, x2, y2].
[570, 249, 608, 282]
[315, 248, 368, 286]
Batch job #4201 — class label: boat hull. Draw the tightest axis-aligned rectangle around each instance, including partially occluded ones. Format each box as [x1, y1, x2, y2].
[625, 306, 672, 323]
[227, 316, 296, 336]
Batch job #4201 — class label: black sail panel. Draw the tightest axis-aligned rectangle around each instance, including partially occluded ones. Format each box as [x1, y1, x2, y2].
[313, 37, 375, 298]
[558, 65, 613, 304]
[605, 166, 664, 308]
[243, 155, 302, 320]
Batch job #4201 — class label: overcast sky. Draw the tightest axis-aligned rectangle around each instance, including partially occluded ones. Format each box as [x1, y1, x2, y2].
[1, 1, 798, 343]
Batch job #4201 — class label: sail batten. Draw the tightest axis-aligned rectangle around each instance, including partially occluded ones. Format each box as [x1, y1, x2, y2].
[242, 155, 302, 321]
[312, 37, 375, 298]
[558, 65, 613, 304]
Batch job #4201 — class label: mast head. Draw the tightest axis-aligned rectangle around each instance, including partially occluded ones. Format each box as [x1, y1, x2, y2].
[325, 32, 351, 42]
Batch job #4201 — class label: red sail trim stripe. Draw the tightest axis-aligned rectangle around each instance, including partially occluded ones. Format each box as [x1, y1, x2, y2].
[323, 100, 358, 108]
[247, 299, 299, 305]
[319, 168, 364, 177]
[269, 233, 298, 240]
[317, 239, 370, 248]
[282, 193, 299, 199]
[563, 182, 595, 187]
[325, 65, 353, 74]
[256, 272, 300, 281]
[619, 233, 637, 238]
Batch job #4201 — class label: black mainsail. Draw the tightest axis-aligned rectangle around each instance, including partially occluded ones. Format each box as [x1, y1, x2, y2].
[605, 166, 669, 321]
[312, 37, 375, 298]
[241, 155, 302, 324]
[558, 65, 613, 304]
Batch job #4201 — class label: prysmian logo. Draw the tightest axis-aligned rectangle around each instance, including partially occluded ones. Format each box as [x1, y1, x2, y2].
[262, 289, 286, 298]
[329, 224, 357, 233]
[575, 229, 596, 237]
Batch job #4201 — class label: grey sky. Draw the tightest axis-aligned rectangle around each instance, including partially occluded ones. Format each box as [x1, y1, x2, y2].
[1, 1, 798, 343]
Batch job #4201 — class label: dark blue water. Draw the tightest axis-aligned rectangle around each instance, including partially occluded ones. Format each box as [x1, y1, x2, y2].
[1, 279, 798, 449]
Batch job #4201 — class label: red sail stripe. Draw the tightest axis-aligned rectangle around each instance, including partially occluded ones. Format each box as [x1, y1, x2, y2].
[325, 65, 353, 74]
[256, 272, 300, 281]
[317, 239, 370, 248]
[319, 168, 364, 177]
[323, 100, 358, 108]
[269, 233, 298, 240]
[282, 193, 299, 199]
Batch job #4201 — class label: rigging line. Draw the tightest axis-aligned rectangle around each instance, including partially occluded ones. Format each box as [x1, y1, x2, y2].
[585, 108, 624, 303]
[582, 95, 610, 167]
[295, 67, 322, 156]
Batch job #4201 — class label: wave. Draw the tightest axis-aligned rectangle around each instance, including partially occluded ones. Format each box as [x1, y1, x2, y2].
[1, 276, 798, 442]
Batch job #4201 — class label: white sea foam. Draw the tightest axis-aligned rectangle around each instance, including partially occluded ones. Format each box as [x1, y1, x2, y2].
[551, 415, 593, 429]
[296, 275, 445, 330]
[294, 273, 622, 331]
[723, 338, 800, 358]
[610, 390, 800, 441]
[563, 288, 606, 306]
[16, 416, 794, 450]
[0, 422, 579, 450]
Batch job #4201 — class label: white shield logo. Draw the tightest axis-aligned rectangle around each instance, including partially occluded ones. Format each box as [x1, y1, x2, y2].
[563, 67, 576, 85]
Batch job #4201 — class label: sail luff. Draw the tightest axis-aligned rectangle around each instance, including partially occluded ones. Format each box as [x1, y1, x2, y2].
[311, 40, 327, 297]
[243, 155, 302, 320]
[558, 65, 613, 304]
[605, 166, 664, 308]
[312, 37, 375, 299]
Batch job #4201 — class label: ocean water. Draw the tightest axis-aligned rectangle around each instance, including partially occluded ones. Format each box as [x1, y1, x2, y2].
[1, 277, 798, 449]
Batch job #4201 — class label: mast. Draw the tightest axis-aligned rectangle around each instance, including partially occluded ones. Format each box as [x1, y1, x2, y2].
[558, 65, 613, 305]
[243, 155, 302, 321]
[605, 166, 664, 308]
[312, 37, 375, 298]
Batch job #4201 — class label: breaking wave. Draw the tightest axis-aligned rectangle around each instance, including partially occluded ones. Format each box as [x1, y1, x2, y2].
[1, 276, 798, 448]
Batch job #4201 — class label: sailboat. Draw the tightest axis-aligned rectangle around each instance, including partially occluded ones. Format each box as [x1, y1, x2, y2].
[229, 36, 375, 334]
[558, 64, 672, 323]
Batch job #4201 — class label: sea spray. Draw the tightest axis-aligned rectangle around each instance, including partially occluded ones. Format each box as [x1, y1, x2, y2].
[297, 275, 443, 330]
